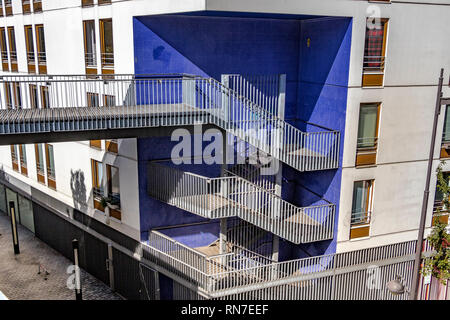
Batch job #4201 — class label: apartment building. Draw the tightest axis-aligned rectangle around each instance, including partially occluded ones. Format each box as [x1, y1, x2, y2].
[0, 0, 448, 300]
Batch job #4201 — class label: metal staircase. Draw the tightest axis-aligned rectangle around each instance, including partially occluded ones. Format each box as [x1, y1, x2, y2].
[147, 162, 335, 244]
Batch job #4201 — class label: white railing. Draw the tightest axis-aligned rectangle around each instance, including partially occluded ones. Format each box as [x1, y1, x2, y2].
[0, 74, 340, 172]
[142, 232, 427, 299]
[223, 74, 281, 117]
[147, 162, 335, 244]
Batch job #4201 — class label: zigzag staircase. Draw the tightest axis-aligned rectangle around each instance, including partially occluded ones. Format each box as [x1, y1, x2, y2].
[147, 162, 335, 244]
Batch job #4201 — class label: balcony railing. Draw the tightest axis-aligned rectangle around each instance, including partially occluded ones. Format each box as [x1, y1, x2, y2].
[143, 230, 421, 298]
[101, 52, 114, 67]
[357, 137, 378, 150]
[147, 162, 335, 243]
[363, 56, 385, 71]
[85, 52, 97, 67]
[351, 210, 371, 225]
[0, 74, 340, 172]
[9, 51, 17, 63]
[37, 51, 46, 65]
[1, 51, 8, 62]
[33, 0, 42, 13]
[27, 51, 35, 63]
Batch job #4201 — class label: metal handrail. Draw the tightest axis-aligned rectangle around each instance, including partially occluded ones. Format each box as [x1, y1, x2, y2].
[148, 162, 335, 244]
[0, 74, 341, 172]
[363, 55, 385, 71]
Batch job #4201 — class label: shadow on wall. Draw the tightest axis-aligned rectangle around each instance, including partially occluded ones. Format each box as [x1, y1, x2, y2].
[70, 169, 87, 212]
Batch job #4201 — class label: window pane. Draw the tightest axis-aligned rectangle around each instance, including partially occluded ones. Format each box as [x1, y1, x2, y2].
[364, 20, 386, 70]
[357, 105, 378, 148]
[37, 143, 44, 173]
[20, 144, 27, 164]
[84, 20, 96, 66]
[443, 105, 450, 141]
[103, 20, 113, 53]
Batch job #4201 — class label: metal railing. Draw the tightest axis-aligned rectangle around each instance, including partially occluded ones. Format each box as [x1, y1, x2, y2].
[1, 51, 8, 62]
[363, 56, 385, 71]
[37, 51, 46, 65]
[0, 74, 340, 172]
[224, 74, 281, 117]
[85, 52, 97, 67]
[143, 231, 426, 299]
[101, 52, 114, 67]
[357, 137, 378, 150]
[147, 162, 335, 244]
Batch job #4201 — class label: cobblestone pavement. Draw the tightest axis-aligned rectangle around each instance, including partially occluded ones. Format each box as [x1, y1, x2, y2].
[0, 213, 121, 300]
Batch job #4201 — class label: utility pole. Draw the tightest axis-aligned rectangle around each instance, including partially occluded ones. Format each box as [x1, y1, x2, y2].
[410, 68, 450, 299]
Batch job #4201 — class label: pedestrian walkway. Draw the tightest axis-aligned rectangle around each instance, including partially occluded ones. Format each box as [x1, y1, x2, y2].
[0, 213, 121, 300]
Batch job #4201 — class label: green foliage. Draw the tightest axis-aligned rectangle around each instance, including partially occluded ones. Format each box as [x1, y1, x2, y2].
[421, 162, 450, 284]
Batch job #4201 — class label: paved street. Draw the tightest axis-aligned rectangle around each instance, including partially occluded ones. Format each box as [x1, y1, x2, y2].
[0, 212, 121, 300]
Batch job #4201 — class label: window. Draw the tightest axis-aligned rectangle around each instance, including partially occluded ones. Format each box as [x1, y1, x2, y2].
[5, 0, 12, 16]
[35, 25, 46, 73]
[35, 144, 45, 184]
[98, 0, 111, 5]
[87, 92, 99, 107]
[22, 0, 31, 14]
[350, 180, 374, 239]
[19, 145, 28, 176]
[45, 144, 56, 189]
[5, 82, 22, 108]
[100, 19, 114, 74]
[7, 27, 17, 71]
[41, 86, 50, 108]
[10, 145, 19, 171]
[91, 159, 104, 211]
[83, 20, 97, 73]
[0, 2, 3, 17]
[362, 18, 388, 87]
[4, 82, 12, 108]
[82, 0, 94, 7]
[106, 139, 118, 153]
[25, 25, 35, 73]
[356, 103, 380, 166]
[33, 0, 42, 13]
[0, 28, 8, 71]
[103, 94, 115, 107]
[440, 106, 450, 158]
[90, 140, 102, 149]
[12, 82, 22, 108]
[107, 164, 121, 220]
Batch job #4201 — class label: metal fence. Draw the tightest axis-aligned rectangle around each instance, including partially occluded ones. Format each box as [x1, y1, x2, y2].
[147, 162, 335, 244]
